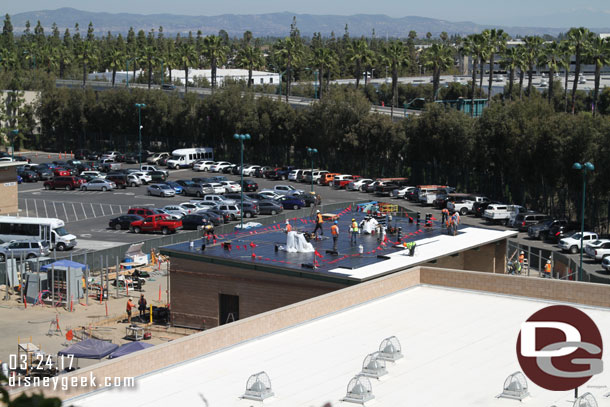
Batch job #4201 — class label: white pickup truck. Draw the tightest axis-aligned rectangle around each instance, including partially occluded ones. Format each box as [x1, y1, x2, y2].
[585, 239, 610, 261]
[483, 204, 523, 225]
[447, 196, 489, 216]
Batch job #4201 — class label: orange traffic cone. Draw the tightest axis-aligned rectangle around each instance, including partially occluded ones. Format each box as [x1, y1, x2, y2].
[59, 153, 62, 159]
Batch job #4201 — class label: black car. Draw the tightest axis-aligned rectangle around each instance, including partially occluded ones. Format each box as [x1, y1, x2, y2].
[243, 179, 258, 192]
[87, 152, 101, 160]
[198, 211, 223, 226]
[202, 208, 230, 223]
[181, 214, 209, 230]
[159, 156, 170, 166]
[239, 202, 259, 218]
[13, 155, 31, 163]
[513, 212, 552, 232]
[192, 177, 213, 184]
[17, 168, 39, 182]
[547, 221, 583, 243]
[223, 164, 237, 174]
[74, 149, 90, 160]
[255, 166, 272, 178]
[257, 201, 283, 215]
[528, 219, 568, 240]
[290, 192, 321, 207]
[32, 164, 53, 180]
[109, 214, 143, 230]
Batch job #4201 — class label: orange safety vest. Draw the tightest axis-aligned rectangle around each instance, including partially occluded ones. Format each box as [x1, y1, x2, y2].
[126, 300, 135, 312]
[316, 213, 323, 224]
[518, 254, 524, 264]
[544, 263, 552, 275]
[331, 224, 339, 236]
[286, 224, 292, 232]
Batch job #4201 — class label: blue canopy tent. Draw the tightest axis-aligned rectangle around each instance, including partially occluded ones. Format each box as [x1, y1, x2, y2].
[108, 341, 154, 359]
[58, 339, 118, 359]
[40, 260, 87, 271]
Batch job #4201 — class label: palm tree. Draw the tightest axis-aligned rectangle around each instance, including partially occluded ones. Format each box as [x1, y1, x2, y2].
[383, 40, 409, 116]
[76, 40, 97, 86]
[236, 44, 264, 87]
[484, 29, 508, 102]
[568, 27, 594, 113]
[203, 35, 229, 90]
[274, 37, 305, 102]
[57, 44, 72, 79]
[586, 37, 610, 116]
[558, 40, 574, 112]
[177, 42, 197, 93]
[540, 41, 562, 105]
[500, 46, 519, 100]
[523, 36, 543, 96]
[0, 48, 16, 72]
[347, 38, 369, 88]
[311, 46, 337, 99]
[461, 34, 486, 116]
[141, 44, 157, 89]
[362, 47, 376, 87]
[107, 48, 124, 87]
[423, 43, 454, 100]
[516, 46, 528, 100]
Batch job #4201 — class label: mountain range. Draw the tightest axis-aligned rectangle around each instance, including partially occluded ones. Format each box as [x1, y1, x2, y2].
[8, 8, 610, 38]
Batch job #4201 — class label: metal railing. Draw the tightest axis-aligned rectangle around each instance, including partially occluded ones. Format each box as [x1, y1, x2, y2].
[506, 240, 582, 281]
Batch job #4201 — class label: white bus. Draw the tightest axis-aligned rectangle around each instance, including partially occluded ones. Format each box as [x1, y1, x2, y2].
[0, 217, 77, 251]
[166, 148, 214, 169]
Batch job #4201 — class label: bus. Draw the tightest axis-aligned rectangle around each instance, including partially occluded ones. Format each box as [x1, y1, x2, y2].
[0, 217, 77, 251]
[166, 148, 214, 169]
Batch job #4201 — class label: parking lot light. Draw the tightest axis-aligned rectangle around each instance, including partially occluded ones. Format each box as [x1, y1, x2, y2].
[10, 129, 18, 160]
[135, 103, 146, 164]
[572, 161, 594, 282]
[233, 133, 251, 230]
[306, 147, 318, 193]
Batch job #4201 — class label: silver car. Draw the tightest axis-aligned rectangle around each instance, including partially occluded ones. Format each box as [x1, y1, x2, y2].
[80, 179, 116, 191]
[0, 240, 51, 262]
[147, 184, 176, 197]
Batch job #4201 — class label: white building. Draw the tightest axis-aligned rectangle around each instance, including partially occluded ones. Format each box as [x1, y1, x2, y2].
[89, 69, 279, 87]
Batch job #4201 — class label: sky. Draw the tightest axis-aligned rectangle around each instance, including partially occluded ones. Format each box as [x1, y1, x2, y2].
[4, 0, 610, 27]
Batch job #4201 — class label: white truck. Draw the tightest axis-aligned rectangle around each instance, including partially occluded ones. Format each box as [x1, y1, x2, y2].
[559, 232, 598, 254]
[140, 165, 169, 177]
[585, 239, 610, 261]
[447, 196, 489, 216]
[483, 204, 523, 225]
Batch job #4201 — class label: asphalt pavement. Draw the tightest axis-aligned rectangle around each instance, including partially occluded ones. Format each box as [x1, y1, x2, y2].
[15, 151, 609, 281]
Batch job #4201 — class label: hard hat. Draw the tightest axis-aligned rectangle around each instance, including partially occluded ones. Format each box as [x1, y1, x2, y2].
[352, 218, 355, 221]
[334, 220, 338, 224]
[129, 297, 133, 301]
[316, 210, 320, 213]
[285, 220, 289, 224]
[547, 260, 551, 264]
[520, 251, 524, 255]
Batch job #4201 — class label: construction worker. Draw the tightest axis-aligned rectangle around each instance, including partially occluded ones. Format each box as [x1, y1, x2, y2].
[331, 220, 339, 252]
[285, 219, 292, 233]
[313, 210, 324, 237]
[441, 208, 450, 224]
[126, 297, 135, 324]
[350, 218, 359, 244]
[450, 211, 460, 236]
[544, 260, 552, 278]
[518, 251, 525, 274]
[138, 294, 147, 320]
[204, 223, 215, 240]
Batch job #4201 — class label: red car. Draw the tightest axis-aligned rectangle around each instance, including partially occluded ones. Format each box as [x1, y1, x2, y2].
[129, 214, 182, 235]
[43, 176, 85, 190]
[332, 175, 361, 189]
[53, 168, 71, 177]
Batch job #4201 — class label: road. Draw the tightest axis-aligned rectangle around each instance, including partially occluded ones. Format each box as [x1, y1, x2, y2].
[15, 151, 609, 281]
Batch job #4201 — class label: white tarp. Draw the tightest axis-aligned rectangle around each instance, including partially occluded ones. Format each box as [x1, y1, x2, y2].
[281, 231, 314, 253]
[360, 217, 379, 234]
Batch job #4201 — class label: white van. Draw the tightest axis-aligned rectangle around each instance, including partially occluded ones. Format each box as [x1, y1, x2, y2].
[0, 216, 77, 251]
[166, 148, 214, 169]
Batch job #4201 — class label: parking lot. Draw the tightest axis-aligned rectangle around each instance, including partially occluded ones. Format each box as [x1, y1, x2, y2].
[14, 152, 609, 281]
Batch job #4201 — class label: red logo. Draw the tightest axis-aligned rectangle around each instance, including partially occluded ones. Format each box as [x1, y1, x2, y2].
[516, 305, 603, 391]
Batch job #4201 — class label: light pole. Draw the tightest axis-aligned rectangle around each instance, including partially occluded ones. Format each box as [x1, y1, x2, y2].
[234, 133, 251, 230]
[135, 103, 146, 163]
[307, 147, 318, 193]
[572, 161, 594, 282]
[10, 130, 18, 160]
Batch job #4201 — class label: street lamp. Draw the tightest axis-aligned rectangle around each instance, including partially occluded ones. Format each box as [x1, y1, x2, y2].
[306, 147, 318, 193]
[135, 103, 146, 164]
[572, 161, 594, 282]
[10, 130, 18, 160]
[233, 133, 251, 230]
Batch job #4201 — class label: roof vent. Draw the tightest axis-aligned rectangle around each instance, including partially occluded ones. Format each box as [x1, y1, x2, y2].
[498, 371, 529, 401]
[378, 336, 403, 362]
[242, 371, 274, 401]
[342, 375, 374, 405]
[574, 393, 598, 407]
[360, 351, 387, 379]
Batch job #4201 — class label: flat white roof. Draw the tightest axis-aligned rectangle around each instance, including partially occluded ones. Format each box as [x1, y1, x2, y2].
[331, 226, 516, 279]
[70, 285, 610, 406]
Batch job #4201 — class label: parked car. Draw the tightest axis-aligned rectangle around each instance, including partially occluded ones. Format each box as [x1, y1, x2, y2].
[304, 170, 326, 185]
[162, 205, 188, 218]
[274, 184, 303, 195]
[348, 178, 374, 191]
[203, 183, 225, 195]
[80, 179, 116, 191]
[258, 190, 283, 201]
[209, 161, 231, 172]
[127, 207, 156, 217]
[223, 164, 237, 174]
[131, 171, 152, 184]
[239, 202, 259, 218]
[332, 175, 359, 189]
[129, 214, 182, 235]
[193, 160, 216, 172]
[106, 173, 140, 188]
[17, 168, 39, 182]
[547, 221, 583, 243]
[363, 180, 383, 194]
[602, 256, 610, 273]
[181, 214, 210, 230]
[257, 201, 283, 215]
[199, 208, 230, 224]
[483, 204, 521, 225]
[163, 181, 184, 195]
[375, 180, 410, 196]
[197, 211, 224, 226]
[74, 149, 90, 160]
[278, 195, 306, 210]
[202, 195, 236, 205]
[216, 204, 241, 221]
[256, 166, 273, 178]
[288, 169, 304, 182]
[527, 219, 569, 240]
[559, 232, 598, 254]
[288, 191, 321, 207]
[43, 176, 85, 190]
[140, 165, 169, 177]
[109, 215, 144, 230]
[270, 166, 295, 180]
[0, 239, 51, 262]
[224, 193, 258, 204]
[319, 172, 340, 186]
[147, 171, 167, 183]
[80, 171, 106, 179]
[247, 192, 279, 203]
[447, 196, 490, 216]
[147, 184, 176, 197]
[147, 152, 170, 165]
[585, 239, 610, 262]
[243, 179, 258, 192]
[512, 212, 552, 232]
[241, 165, 261, 176]
[180, 181, 213, 197]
